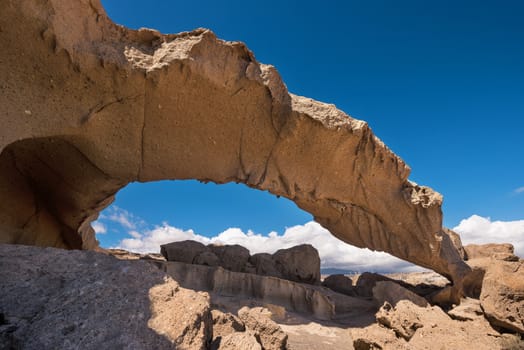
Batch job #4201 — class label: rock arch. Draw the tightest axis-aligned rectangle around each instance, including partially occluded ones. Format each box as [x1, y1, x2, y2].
[0, 0, 469, 285]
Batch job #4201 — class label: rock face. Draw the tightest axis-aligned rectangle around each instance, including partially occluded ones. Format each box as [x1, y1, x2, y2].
[372, 281, 429, 308]
[158, 260, 345, 320]
[161, 241, 321, 285]
[208, 244, 251, 273]
[273, 244, 320, 284]
[465, 243, 519, 261]
[351, 300, 514, 350]
[463, 243, 524, 334]
[0, 244, 213, 350]
[0, 0, 469, 284]
[480, 259, 524, 334]
[238, 307, 288, 350]
[321, 274, 356, 296]
[161, 240, 208, 264]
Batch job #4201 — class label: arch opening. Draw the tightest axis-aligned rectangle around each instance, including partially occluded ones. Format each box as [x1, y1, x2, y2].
[94, 180, 423, 274]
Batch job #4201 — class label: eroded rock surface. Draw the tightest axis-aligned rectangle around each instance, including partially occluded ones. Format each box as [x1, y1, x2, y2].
[238, 307, 288, 350]
[161, 241, 321, 285]
[351, 300, 517, 350]
[480, 259, 524, 334]
[322, 274, 356, 296]
[0, 0, 469, 285]
[0, 244, 212, 350]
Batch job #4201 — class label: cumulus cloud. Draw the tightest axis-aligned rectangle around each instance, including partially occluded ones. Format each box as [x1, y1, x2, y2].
[113, 221, 421, 273]
[453, 215, 524, 257]
[92, 221, 106, 234]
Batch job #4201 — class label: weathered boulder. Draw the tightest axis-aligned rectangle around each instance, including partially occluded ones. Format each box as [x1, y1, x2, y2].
[0, 244, 212, 350]
[209, 244, 251, 272]
[212, 332, 261, 350]
[273, 244, 321, 285]
[0, 0, 470, 285]
[194, 251, 221, 267]
[480, 259, 524, 334]
[322, 274, 356, 296]
[376, 301, 423, 341]
[160, 240, 208, 264]
[238, 307, 288, 350]
[355, 272, 395, 297]
[249, 253, 284, 279]
[448, 298, 484, 321]
[211, 310, 246, 339]
[351, 299, 508, 350]
[372, 281, 428, 308]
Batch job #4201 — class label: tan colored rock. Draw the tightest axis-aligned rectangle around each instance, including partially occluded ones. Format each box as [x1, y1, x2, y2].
[372, 281, 429, 308]
[376, 302, 423, 340]
[480, 259, 524, 334]
[465, 243, 519, 261]
[0, 0, 470, 285]
[273, 244, 321, 285]
[211, 310, 245, 339]
[444, 227, 466, 260]
[161, 240, 208, 263]
[238, 307, 288, 350]
[353, 299, 507, 350]
[212, 332, 262, 350]
[148, 282, 212, 349]
[448, 298, 484, 321]
[351, 324, 410, 350]
[159, 260, 337, 320]
[0, 243, 212, 349]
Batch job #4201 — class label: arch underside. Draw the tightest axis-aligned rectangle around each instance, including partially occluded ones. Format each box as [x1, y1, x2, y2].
[0, 0, 469, 285]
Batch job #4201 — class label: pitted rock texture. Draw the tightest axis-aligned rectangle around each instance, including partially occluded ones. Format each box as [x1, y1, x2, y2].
[0, 244, 213, 350]
[0, 0, 469, 284]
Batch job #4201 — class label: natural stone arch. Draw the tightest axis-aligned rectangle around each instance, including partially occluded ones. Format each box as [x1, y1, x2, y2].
[0, 0, 469, 286]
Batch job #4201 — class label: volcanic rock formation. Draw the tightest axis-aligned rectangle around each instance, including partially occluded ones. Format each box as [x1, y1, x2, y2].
[161, 241, 321, 285]
[0, 0, 470, 286]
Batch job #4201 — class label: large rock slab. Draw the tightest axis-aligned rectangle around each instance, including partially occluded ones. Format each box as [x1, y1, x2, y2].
[161, 240, 208, 263]
[465, 243, 519, 261]
[480, 259, 524, 334]
[158, 260, 338, 320]
[372, 281, 429, 308]
[273, 244, 321, 285]
[0, 244, 212, 350]
[209, 244, 251, 273]
[322, 274, 356, 296]
[0, 0, 470, 284]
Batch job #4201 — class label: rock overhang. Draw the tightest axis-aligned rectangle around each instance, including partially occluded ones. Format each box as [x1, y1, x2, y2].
[0, 0, 470, 292]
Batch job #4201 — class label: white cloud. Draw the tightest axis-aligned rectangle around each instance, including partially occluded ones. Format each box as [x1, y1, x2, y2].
[92, 221, 106, 234]
[113, 221, 421, 273]
[103, 206, 145, 230]
[514, 186, 524, 194]
[453, 215, 524, 257]
[128, 230, 142, 239]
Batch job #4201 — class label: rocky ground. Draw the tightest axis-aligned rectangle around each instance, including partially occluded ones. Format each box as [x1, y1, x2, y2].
[1, 242, 523, 349]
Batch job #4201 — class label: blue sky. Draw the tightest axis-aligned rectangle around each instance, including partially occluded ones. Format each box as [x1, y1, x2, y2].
[95, 0, 523, 270]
